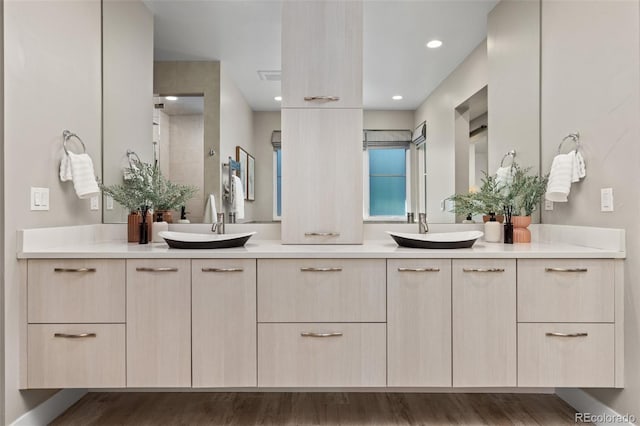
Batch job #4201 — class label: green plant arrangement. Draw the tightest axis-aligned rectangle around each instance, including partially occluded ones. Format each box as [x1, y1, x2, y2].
[100, 159, 197, 212]
[505, 164, 549, 216]
[448, 171, 507, 217]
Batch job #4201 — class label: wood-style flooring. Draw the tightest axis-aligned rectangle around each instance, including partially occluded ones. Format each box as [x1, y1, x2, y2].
[52, 392, 582, 425]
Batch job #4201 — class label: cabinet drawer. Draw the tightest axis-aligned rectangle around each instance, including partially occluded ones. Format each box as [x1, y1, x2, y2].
[452, 259, 517, 387]
[258, 259, 385, 322]
[192, 259, 257, 387]
[518, 259, 614, 322]
[388, 259, 451, 387]
[28, 259, 125, 323]
[518, 323, 614, 387]
[127, 259, 191, 387]
[28, 324, 125, 388]
[258, 323, 386, 387]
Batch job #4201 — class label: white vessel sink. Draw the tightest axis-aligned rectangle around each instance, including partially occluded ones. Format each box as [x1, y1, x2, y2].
[387, 230, 484, 249]
[159, 231, 256, 249]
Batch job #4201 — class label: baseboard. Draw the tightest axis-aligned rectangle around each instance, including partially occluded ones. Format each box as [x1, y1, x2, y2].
[10, 389, 87, 426]
[556, 388, 636, 425]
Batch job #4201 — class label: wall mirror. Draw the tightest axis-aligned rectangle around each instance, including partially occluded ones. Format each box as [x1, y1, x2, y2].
[102, 0, 540, 224]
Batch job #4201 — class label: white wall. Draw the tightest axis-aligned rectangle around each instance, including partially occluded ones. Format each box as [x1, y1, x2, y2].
[102, 0, 153, 223]
[3, 0, 102, 423]
[219, 63, 254, 221]
[487, 0, 540, 173]
[363, 110, 414, 129]
[540, 1, 640, 419]
[169, 115, 205, 223]
[414, 41, 488, 223]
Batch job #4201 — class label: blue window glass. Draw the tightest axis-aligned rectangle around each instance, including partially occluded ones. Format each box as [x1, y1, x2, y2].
[276, 148, 282, 216]
[369, 148, 406, 216]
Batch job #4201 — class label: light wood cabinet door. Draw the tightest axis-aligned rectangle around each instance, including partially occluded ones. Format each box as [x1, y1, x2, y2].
[28, 324, 125, 388]
[517, 259, 614, 322]
[127, 259, 191, 387]
[258, 323, 386, 387]
[258, 259, 385, 322]
[452, 259, 517, 387]
[192, 259, 256, 388]
[518, 323, 614, 387]
[281, 109, 363, 244]
[282, 0, 362, 108]
[28, 259, 125, 323]
[388, 259, 451, 387]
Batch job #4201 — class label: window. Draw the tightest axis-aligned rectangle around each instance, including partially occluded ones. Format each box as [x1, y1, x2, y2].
[363, 129, 412, 220]
[364, 148, 410, 219]
[272, 129, 412, 221]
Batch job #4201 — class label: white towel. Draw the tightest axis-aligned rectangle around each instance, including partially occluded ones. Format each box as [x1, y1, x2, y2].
[203, 193, 218, 223]
[545, 151, 576, 202]
[231, 175, 245, 220]
[59, 155, 73, 182]
[495, 166, 514, 192]
[573, 150, 586, 181]
[66, 152, 100, 199]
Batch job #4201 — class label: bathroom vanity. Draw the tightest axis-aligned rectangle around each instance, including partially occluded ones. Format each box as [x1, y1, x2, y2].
[17, 224, 625, 391]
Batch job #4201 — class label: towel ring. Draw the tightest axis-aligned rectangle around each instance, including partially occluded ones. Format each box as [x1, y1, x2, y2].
[557, 132, 581, 154]
[62, 130, 87, 155]
[500, 150, 516, 168]
[126, 149, 141, 167]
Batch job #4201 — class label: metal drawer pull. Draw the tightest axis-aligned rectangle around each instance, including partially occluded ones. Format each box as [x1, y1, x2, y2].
[398, 267, 440, 272]
[462, 268, 505, 273]
[53, 268, 96, 273]
[303, 96, 340, 102]
[546, 332, 588, 338]
[201, 268, 244, 273]
[304, 232, 340, 237]
[301, 332, 343, 338]
[300, 267, 342, 272]
[136, 267, 178, 272]
[545, 267, 588, 273]
[54, 333, 96, 339]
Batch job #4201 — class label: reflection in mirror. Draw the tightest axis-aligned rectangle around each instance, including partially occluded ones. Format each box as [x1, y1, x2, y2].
[154, 95, 205, 222]
[102, 0, 540, 224]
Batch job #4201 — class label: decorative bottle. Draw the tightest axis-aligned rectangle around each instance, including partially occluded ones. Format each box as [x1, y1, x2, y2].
[483, 213, 501, 243]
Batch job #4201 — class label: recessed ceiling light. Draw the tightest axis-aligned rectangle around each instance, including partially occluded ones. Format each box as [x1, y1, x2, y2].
[165, 96, 178, 101]
[426, 40, 443, 49]
[274, 96, 282, 101]
[392, 95, 403, 100]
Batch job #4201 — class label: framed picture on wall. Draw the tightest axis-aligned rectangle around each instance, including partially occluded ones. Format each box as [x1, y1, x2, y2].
[247, 153, 255, 201]
[236, 146, 248, 199]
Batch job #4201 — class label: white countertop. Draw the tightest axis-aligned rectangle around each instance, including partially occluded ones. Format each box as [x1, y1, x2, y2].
[17, 239, 625, 259]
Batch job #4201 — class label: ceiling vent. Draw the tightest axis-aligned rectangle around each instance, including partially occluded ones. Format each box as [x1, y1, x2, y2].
[257, 70, 282, 81]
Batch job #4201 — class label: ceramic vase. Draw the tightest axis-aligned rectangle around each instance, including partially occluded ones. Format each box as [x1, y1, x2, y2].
[512, 215, 532, 243]
[127, 211, 152, 243]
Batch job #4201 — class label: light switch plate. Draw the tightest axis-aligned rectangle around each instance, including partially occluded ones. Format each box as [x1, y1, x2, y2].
[601, 188, 614, 212]
[30, 187, 49, 211]
[90, 195, 99, 210]
[544, 199, 554, 211]
[106, 195, 114, 210]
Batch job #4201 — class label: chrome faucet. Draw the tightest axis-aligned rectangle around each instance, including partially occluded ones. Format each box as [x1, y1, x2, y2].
[211, 212, 225, 234]
[418, 213, 429, 234]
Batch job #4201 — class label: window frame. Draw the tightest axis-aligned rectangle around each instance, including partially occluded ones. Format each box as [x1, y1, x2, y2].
[363, 147, 411, 221]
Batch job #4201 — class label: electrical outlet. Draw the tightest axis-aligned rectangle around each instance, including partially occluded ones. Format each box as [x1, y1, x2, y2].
[106, 195, 114, 210]
[601, 188, 614, 212]
[544, 199, 554, 211]
[30, 187, 49, 211]
[90, 195, 99, 210]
